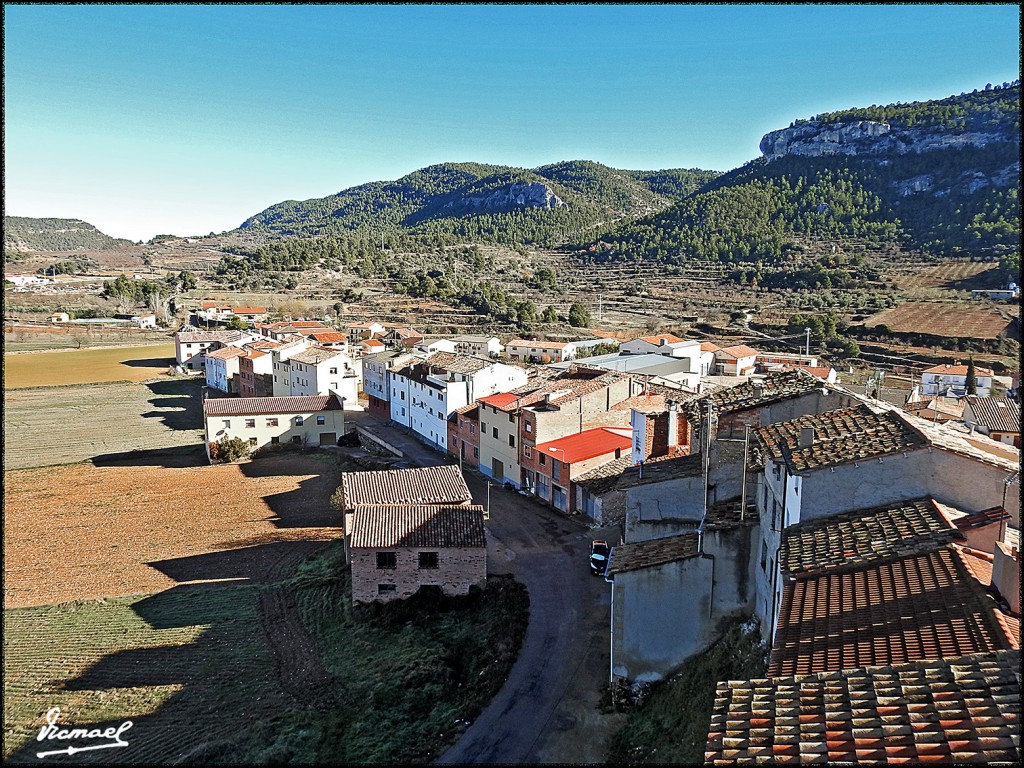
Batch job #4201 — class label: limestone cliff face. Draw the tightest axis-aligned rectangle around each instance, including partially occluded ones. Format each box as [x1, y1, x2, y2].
[760, 120, 1006, 160]
[444, 181, 565, 213]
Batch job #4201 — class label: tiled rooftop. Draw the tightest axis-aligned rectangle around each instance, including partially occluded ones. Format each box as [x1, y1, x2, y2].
[703, 497, 758, 530]
[705, 649, 1022, 765]
[573, 455, 633, 495]
[350, 505, 486, 549]
[206, 345, 247, 360]
[508, 338, 567, 349]
[176, 329, 247, 343]
[290, 346, 347, 365]
[606, 533, 700, 575]
[923, 362, 995, 377]
[964, 396, 1021, 433]
[688, 370, 826, 420]
[718, 344, 760, 358]
[754, 403, 928, 472]
[534, 427, 632, 465]
[339, 465, 472, 511]
[769, 546, 1015, 678]
[778, 498, 962, 577]
[419, 351, 495, 375]
[203, 393, 343, 416]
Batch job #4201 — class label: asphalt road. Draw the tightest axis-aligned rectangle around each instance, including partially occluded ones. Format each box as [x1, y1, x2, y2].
[349, 413, 624, 764]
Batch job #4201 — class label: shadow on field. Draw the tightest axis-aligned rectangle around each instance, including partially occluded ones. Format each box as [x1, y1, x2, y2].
[145, 539, 332, 587]
[239, 454, 342, 528]
[120, 357, 176, 368]
[142, 379, 204, 431]
[91, 444, 206, 468]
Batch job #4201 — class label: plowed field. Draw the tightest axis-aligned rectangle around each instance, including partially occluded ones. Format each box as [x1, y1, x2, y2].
[864, 302, 1015, 340]
[3, 454, 342, 609]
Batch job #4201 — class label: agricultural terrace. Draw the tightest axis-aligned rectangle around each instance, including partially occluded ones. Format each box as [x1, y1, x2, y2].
[3, 453, 342, 608]
[3, 343, 177, 388]
[3, 379, 204, 470]
[863, 301, 1016, 340]
[3, 544, 527, 764]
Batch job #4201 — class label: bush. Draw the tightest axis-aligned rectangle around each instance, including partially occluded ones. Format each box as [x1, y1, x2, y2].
[211, 436, 251, 463]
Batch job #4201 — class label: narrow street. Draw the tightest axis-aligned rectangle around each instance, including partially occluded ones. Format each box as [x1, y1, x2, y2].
[348, 413, 626, 764]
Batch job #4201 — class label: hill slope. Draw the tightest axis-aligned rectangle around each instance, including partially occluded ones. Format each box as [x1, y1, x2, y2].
[237, 161, 719, 246]
[4, 216, 132, 253]
[582, 82, 1020, 277]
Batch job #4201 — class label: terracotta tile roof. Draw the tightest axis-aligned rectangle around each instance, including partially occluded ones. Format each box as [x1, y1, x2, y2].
[606, 533, 700, 575]
[769, 546, 1015, 677]
[307, 331, 347, 344]
[361, 339, 385, 348]
[964, 396, 1021, 433]
[534, 427, 632, 465]
[176, 330, 248, 343]
[784, 365, 835, 380]
[893, 407, 1020, 471]
[688, 370, 825, 420]
[779, 498, 962, 577]
[754, 403, 928, 472]
[637, 333, 685, 345]
[453, 403, 480, 417]
[477, 392, 522, 409]
[419, 351, 494, 375]
[338, 465, 472, 511]
[290, 346, 347, 365]
[203, 393, 343, 416]
[718, 344, 760, 358]
[904, 396, 965, 419]
[350, 505, 486, 549]
[954, 544, 994, 587]
[700, 341, 721, 352]
[232, 306, 267, 314]
[573, 455, 633, 495]
[702, 497, 758, 530]
[924, 363, 995, 377]
[245, 339, 283, 350]
[205, 346, 247, 360]
[705, 649, 1022, 766]
[242, 348, 267, 359]
[946, 506, 1011, 532]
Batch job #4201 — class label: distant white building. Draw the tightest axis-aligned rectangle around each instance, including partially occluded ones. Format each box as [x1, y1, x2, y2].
[175, 329, 257, 370]
[6, 274, 53, 287]
[505, 339, 574, 363]
[205, 346, 248, 393]
[921, 362, 993, 398]
[270, 338, 315, 397]
[453, 335, 503, 358]
[131, 313, 158, 329]
[288, 346, 360, 403]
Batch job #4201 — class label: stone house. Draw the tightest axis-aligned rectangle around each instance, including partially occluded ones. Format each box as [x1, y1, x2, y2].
[349, 504, 487, 604]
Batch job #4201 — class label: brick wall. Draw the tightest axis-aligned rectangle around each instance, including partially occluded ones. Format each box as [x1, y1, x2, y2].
[350, 546, 487, 604]
[367, 394, 390, 419]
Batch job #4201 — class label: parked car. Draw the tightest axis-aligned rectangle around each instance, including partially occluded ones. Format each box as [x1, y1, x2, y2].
[590, 540, 610, 575]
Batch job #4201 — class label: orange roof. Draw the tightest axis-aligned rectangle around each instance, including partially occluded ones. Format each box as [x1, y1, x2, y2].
[508, 339, 567, 349]
[534, 427, 632, 465]
[700, 342, 720, 352]
[361, 339, 385, 348]
[206, 346, 246, 360]
[308, 331, 347, 343]
[923, 363, 994, 376]
[638, 333, 685, 345]
[718, 344, 760, 358]
[232, 307, 267, 314]
[477, 392, 521, 409]
[200, 301, 230, 309]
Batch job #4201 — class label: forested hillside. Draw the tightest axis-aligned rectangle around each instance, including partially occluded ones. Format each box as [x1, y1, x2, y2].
[4, 217, 132, 253]
[581, 83, 1021, 282]
[238, 161, 719, 245]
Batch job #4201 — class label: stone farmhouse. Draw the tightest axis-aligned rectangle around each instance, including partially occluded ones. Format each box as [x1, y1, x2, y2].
[348, 504, 487, 604]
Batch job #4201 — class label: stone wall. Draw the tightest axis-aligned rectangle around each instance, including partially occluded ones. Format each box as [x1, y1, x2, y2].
[350, 545, 487, 604]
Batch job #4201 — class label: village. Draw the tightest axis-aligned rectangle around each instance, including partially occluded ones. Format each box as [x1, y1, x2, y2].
[165, 298, 1021, 762]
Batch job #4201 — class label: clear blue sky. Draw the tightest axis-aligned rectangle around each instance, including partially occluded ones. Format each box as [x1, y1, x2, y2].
[4, 3, 1020, 242]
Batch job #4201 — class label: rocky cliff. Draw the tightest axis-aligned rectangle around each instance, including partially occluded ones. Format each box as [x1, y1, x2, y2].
[760, 120, 1008, 160]
[444, 181, 566, 213]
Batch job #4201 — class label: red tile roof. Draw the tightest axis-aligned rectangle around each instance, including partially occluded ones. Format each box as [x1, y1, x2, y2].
[307, 331, 347, 344]
[705, 650, 1022, 766]
[232, 307, 267, 314]
[205, 346, 247, 360]
[350, 505, 486, 549]
[202, 393, 343, 416]
[338, 465, 472, 511]
[718, 344, 760, 358]
[769, 546, 1014, 678]
[477, 392, 521, 408]
[638, 333, 685, 345]
[361, 339, 385, 348]
[534, 427, 632, 465]
[923, 363, 995, 376]
[700, 341, 721, 352]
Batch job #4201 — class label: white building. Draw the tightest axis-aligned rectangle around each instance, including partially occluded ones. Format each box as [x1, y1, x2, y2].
[620, 334, 695, 358]
[362, 351, 419, 416]
[414, 338, 458, 355]
[288, 346, 360, 403]
[175, 329, 257, 370]
[205, 346, 248, 393]
[713, 344, 759, 376]
[270, 338, 315, 397]
[131, 313, 158, 329]
[453, 335, 503, 358]
[921, 362, 994, 398]
[505, 339, 574, 363]
[389, 352, 529, 450]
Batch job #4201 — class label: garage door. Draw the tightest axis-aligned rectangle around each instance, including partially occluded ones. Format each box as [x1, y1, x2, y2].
[319, 432, 337, 446]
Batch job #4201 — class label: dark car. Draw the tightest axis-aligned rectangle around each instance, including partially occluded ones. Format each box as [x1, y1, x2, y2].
[590, 540, 610, 575]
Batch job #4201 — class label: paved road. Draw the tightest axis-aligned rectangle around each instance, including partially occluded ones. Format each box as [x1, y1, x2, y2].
[348, 413, 624, 764]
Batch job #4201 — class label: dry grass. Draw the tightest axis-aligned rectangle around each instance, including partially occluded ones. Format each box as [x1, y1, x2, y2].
[2, 453, 341, 609]
[864, 302, 1015, 340]
[3, 344, 177, 388]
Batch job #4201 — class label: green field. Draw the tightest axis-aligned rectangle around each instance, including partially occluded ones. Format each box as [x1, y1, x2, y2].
[3, 543, 529, 764]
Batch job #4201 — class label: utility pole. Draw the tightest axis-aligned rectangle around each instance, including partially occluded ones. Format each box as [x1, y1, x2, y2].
[598, 293, 603, 322]
[804, 327, 811, 356]
[740, 425, 750, 521]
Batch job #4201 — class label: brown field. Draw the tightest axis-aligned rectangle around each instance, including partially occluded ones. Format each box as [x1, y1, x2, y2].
[3, 453, 341, 609]
[863, 302, 1016, 340]
[3, 343, 177, 388]
[3, 379, 205, 470]
[892, 260, 1003, 292]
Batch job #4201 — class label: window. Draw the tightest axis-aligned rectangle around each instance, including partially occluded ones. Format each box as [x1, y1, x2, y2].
[552, 461, 561, 481]
[271, 436, 280, 444]
[524, 446, 532, 459]
[492, 427, 498, 439]
[481, 422, 487, 433]
[761, 540, 768, 571]
[376, 552, 397, 569]
[401, 391, 405, 400]
[245, 419, 255, 429]
[539, 454, 546, 466]
[508, 434, 515, 448]
[316, 415, 326, 425]
[470, 424, 476, 434]
[418, 552, 439, 569]
[266, 418, 278, 427]
[509, 414, 514, 423]
[377, 584, 396, 594]
[525, 422, 532, 433]
[295, 416, 304, 426]
[249, 438, 258, 446]
[771, 499, 779, 529]
[292, 436, 301, 444]
[473, 447, 479, 459]
[329, 367, 338, 374]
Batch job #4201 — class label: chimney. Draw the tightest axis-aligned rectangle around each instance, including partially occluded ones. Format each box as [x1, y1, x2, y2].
[799, 427, 815, 448]
[667, 409, 679, 448]
[659, 337, 668, 347]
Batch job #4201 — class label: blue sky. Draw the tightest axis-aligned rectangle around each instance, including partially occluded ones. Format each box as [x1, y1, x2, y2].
[4, 3, 1020, 242]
